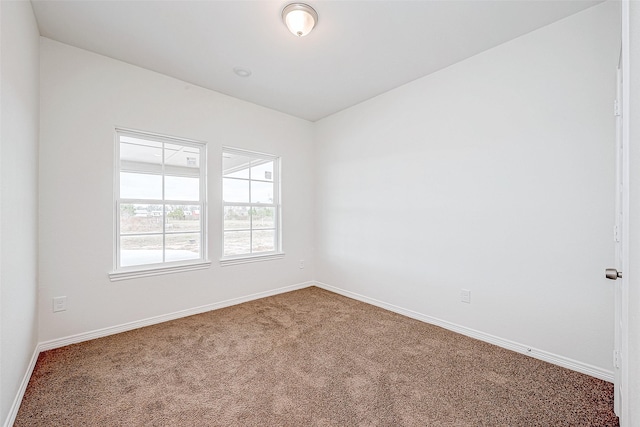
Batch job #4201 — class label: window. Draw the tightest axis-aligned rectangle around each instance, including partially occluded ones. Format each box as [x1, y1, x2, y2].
[110, 129, 209, 280]
[222, 148, 282, 263]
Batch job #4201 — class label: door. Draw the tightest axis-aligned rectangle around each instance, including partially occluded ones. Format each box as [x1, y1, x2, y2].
[610, 61, 626, 418]
[612, 65, 623, 416]
[610, 5, 631, 422]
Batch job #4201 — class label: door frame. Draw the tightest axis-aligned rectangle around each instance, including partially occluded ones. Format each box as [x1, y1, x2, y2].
[617, 0, 630, 424]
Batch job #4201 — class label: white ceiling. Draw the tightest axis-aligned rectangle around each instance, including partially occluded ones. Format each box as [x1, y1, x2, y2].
[31, 0, 602, 122]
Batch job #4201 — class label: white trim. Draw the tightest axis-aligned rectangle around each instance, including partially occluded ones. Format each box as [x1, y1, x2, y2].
[3, 347, 39, 427]
[6, 281, 313, 425]
[109, 260, 212, 281]
[117, 127, 208, 147]
[6, 280, 613, 426]
[222, 146, 279, 161]
[38, 281, 313, 351]
[314, 281, 614, 383]
[220, 252, 285, 266]
[619, 1, 631, 424]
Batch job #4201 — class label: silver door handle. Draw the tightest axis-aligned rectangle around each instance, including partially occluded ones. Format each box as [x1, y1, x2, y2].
[605, 268, 622, 280]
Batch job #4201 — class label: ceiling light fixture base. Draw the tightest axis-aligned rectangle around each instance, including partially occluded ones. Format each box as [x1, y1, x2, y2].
[282, 3, 318, 37]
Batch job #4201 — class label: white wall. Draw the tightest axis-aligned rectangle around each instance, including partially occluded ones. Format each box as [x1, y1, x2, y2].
[627, 1, 640, 425]
[38, 38, 315, 343]
[0, 1, 40, 425]
[314, 2, 619, 374]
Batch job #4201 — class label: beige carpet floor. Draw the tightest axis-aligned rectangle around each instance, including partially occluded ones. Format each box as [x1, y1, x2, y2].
[15, 287, 617, 426]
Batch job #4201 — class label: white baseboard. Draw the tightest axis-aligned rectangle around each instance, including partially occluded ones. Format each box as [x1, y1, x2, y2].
[38, 281, 314, 352]
[314, 281, 614, 383]
[3, 346, 39, 427]
[6, 281, 313, 427]
[6, 279, 612, 427]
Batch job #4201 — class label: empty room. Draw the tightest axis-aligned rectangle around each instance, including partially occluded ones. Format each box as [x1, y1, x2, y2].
[2, 0, 639, 426]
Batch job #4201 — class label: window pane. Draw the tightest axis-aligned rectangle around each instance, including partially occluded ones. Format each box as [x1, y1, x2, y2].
[252, 207, 275, 229]
[120, 234, 163, 267]
[223, 178, 249, 203]
[251, 181, 274, 204]
[166, 204, 201, 232]
[166, 233, 200, 262]
[120, 172, 162, 200]
[116, 131, 207, 273]
[224, 206, 250, 230]
[165, 176, 199, 201]
[221, 150, 279, 260]
[252, 230, 275, 253]
[120, 204, 163, 234]
[223, 153, 251, 179]
[251, 160, 274, 182]
[119, 138, 162, 167]
[224, 231, 250, 256]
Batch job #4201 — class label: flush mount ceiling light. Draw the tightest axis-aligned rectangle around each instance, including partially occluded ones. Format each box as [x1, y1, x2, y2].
[282, 3, 318, 37]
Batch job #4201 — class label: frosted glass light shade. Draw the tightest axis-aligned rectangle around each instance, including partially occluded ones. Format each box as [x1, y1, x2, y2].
[282, 3, 318, 37]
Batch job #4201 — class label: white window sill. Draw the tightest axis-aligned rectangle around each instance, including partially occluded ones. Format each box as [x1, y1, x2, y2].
[220, 252, 285, 266]
[109, 260, 212, 282]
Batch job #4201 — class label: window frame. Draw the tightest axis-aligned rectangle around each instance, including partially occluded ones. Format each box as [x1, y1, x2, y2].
[221, 147, 283, 265]
[110, 128, 210, 281]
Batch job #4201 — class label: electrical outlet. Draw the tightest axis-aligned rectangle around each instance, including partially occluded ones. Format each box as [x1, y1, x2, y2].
[460, 289, 471, 304]
[299, 259, 305, 269]
[53, 296, 67, 312]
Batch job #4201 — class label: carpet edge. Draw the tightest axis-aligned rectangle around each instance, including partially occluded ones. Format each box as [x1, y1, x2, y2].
[313, 281, 614, 383]
[38, 281, 315, 352]
[3, 346, 39, 427]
